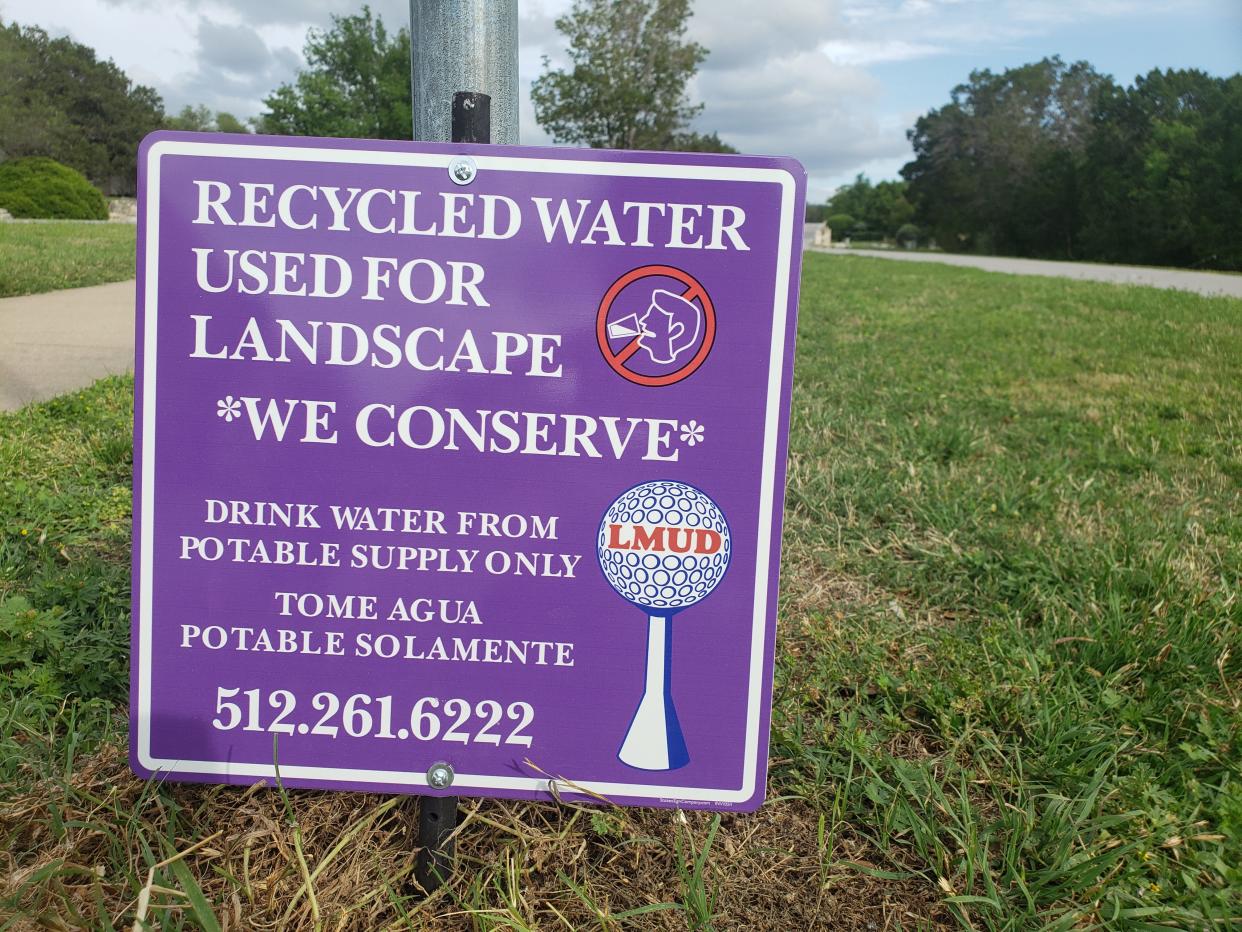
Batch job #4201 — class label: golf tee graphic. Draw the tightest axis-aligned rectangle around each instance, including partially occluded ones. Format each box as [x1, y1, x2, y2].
[598, 482, 732, 770]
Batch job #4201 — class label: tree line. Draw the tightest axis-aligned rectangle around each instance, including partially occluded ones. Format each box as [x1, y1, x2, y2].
[0, 2, 727, 197]
[262, 6, 1236, 272]
[819, 176, 915, 245]
[0, 21, 250, 195]
[3, 4, 1237, 271]
[902, 57, 1241, 271]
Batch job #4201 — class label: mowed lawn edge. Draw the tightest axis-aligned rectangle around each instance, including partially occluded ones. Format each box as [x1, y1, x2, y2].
[0, 222, 136, 298]
[1, 255, 1238, 929]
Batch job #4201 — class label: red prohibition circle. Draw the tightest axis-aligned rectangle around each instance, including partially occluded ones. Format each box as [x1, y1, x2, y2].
[595, 265, 716, 387]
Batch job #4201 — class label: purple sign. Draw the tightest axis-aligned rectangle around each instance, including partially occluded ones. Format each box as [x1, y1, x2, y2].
[130, 132, 804, 811]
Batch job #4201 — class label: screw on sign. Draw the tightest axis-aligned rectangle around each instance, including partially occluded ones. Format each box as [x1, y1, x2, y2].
[449, 155, 477, 186]
[596, 265, 717, 387]
[597, 481, 731, 770]
[426, 761, 455, 788]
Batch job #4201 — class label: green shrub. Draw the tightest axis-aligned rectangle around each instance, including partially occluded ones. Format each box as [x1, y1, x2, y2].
[825, 213, 854, 236]
[847, 224, 883, 242]
[896, 223, 921, 246]
[0, 157, 108, 220]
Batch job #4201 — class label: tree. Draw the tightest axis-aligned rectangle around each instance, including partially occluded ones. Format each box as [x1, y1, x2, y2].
[259, 6, 411, 140]
[166, 105, 251, 134]
[1078, 69, 1242, 270]
[825, 213, 854, 237]
[901, 57, 1241, 270]
[668, 131, 737, 154]
[0, 20, 164, 194]
[902, 57, 1112, 258]
[825, 175, 914, 240]
[0, 24, 66, 161]
[166, 105, 213, 132]
[531, 0, 717, 151]
[214, 112, 250, 134]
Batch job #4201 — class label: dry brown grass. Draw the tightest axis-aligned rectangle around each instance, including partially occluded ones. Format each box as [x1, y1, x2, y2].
[1, 739, 950, 930]
[0, 531, 955, 930]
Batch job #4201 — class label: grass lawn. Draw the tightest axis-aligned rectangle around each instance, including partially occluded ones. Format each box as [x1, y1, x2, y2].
[0, 222, 136, 298]
[1, 254, 1238, 929]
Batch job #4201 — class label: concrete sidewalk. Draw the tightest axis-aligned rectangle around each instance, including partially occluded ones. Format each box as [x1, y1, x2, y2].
[0, 280, 134, 412]
[814, 247, 1242, 299]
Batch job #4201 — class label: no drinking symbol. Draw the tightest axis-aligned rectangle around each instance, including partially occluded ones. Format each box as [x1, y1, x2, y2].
[596, 265, 717, 387]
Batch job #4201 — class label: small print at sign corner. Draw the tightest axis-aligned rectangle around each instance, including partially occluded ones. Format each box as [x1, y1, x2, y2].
[130, 131, 806, 811]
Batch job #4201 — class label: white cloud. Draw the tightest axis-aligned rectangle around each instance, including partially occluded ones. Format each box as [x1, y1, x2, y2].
[693, 0, 845, 70]
[692, 48, 904, 168]
[820, 38, 946, 65]
[196, 19, 273, 76]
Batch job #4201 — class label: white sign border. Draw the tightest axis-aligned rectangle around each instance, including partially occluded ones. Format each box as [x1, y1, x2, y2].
[135, 139, 797, 806]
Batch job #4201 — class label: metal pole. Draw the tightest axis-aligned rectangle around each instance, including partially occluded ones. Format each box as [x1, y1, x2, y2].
[414, 794, 459, 892]
[409, 0, 519, 144]
[407, 0, 515, 894]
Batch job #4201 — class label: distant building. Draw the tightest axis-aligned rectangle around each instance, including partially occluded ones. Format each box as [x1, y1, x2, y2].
[803, 222, 832, 248]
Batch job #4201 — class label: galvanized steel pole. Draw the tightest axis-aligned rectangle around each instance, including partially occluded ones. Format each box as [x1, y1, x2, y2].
[409, 0, 519, 144]
[408, 0, 517, 895]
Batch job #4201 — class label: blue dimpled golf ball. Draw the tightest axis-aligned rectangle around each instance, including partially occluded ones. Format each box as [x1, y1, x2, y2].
[597, 481, 731, 610]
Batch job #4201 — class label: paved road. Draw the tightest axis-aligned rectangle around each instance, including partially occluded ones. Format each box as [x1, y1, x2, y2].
[812, 247, 1242, 299]
[0, 280, 134, 412]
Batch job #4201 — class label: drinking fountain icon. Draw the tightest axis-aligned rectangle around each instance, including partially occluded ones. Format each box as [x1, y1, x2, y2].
[606, 288, 703, 367]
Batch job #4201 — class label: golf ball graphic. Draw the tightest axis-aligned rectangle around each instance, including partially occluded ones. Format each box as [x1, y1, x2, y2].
[597, 481, 731, 771]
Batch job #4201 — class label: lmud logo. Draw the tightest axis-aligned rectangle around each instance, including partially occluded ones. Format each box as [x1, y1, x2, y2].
[596, 481, 731, 770]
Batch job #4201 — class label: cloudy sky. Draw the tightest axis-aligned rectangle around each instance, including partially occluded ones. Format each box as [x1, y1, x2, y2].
[2, 0, 1238, 201]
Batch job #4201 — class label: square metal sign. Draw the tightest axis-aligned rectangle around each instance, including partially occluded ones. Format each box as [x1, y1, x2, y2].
[130, 132, 805, 811]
